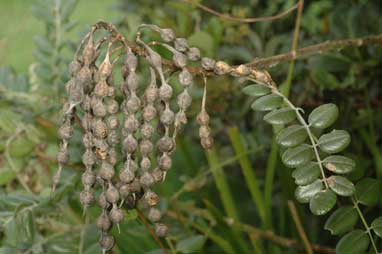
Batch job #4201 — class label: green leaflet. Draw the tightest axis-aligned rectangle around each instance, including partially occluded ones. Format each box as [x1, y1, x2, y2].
[355, 178, 381, 206]
[308, 103, 339, 129]
[324, 206, 358, 235]
[276, 125, 307, 147]
[318, 129, 351, 154]
[295, 179, 323, 203]
[371, 217, 382, 238]
[281, 144, 313, 168]
[242, 84, 271, 97]
[327, 176, 355, 196]
[336, 230, 370, 254]
[251, 94, 283, 111]
[263, 108, 296, 125]
[322, 155, 355, 174]
[292, 162, 320, 185]
[309, 190, 337, 215]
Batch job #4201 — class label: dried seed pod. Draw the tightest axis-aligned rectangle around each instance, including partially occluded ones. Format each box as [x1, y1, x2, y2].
[141, 123, 154, 139]
[107, 130, 119, 146]
[94, 80, 109, 98]
[69, 59, 82, 76]
[119, 184, 130, 198]
[125, 50, 138, 71]
[106, 115, 119, 130]
[108, 148, 118, 165]
[82, 34, 95, 66]
[142, 105, 157, 121]
[174, 38, 188, 52]
[143, 189, 159, 206]
[98, 192, 110, 209]
[201, 57, 216, 71]
[68, 81, 84, 107]
[158, 83, 173, 101]
[80, 189, 94, 206]
[152, 168, 164, 183]
[81, 113, 93, 130]
[173, 52, 187, 68]
[119, 168, 135, 183]
[232, 64, 250, 76]
[99, 234, 115, 251]
[178, 68, 193, 87]
[76, 66, 92, 89]
[125, 95, 141, 114]
[160, 28, 175, 42]
[127, 72, 139, 91]
[99, 49, 112, 80]
[109, 206, 124, 224]
[158, 153, 172, 171]
[82, 133, 93, 148]
[57, 146, 69, 164]
[123, 115, 139, 133]
[177, 90, 192, 110]
[201, 136, 214, 150]
[99, 161, 115, 180]
[187, 47, 201, 61]
[157, 136, 174, 153]
[82, 170, 96, 186]
[196, 111, 210, 126]
[140, 140, 153, 156]
[93, 119, 108, 139]
[140, 172, 155, 188]
[214, 61, 231, 75]
[140, 157, 151, 171]
[155, 223, 168, 237]
[58, 122, 73, 140]
[81, 95, 92, 111]
[199, 125, 211, 139]
[160, 107, 175, 125]
[105, 184, 120, 203]
[96, 212, 112, 231]
[128, 179, 142, 193]
[123, 135, 138, 154]
[91, 99, 107, 118]
[148, 208, 162, 222]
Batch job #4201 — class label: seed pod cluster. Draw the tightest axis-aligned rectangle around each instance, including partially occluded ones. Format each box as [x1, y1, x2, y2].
[56, 22, 252, 252]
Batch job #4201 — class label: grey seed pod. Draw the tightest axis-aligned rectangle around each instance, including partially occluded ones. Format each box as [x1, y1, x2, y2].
[93, 138, 109, 152]
[140, 157, 151, 171]
[177, 90, 192, 110]
[187, 47, 201, 61]
[201, 136, 214, 150]
[99, 56, 112, 81]
[57, 147, 69, 164]
[119, 168, 135, 183]
[92, 100, 107, 118]
[62, 102, 72, 116]
[96, 148, 108, 160]
[140, 172, 154, 188]
[158, 153, 172, 170]
[143, 189, 159, 206]
[82, 150, 96, 167]
[159, 83, 173, 101]
[108, 148, 118, 166]
[76, 66, 92, 88]
[214, 61, 232, 75]
[98, 192, 110, 209]
[174, 38, 189, 52]
[107, 86, 115, 97]
[123, 115, 139, 133]
[69, 59, 82, 76]
[123, 135, 138, 154]
[96, 212, 112, 231]
[99, 161, 115, 180]
[148, 208, 162, 222]
[107, 130, 119, 146]
[81, 114, 93, 130]
[152, 168, 164, 183]
[121, 80, 130, 96]
[69, 82, 84, 106]
[129, 179, 142, 193]
[126, 51, 138, 71]
[58, 123, 73, 140]
[125, 95, 141, 113]
[196, 111, 210, 125]
[157, 136, 174, 153]
[94, 80, 109, 98]
[146, 48, 163, 69]
[173, 52, 187, 68]
[99, 234, 115, 251]
[106, 115, 119, 130]
[105, 185, 120, 203]
[82, 36, 95, 66]
[145, 86, 158, 103]
[81, 170, 95, 186]
[119, 184, 130, 198]
[160, 28, 175, 42]
[82, 133, 93, 148]
[65, 79, 74, 93]
[201, 57, 216, 71]
[160, 108, 175, 125]
[140, 140, 153, 156]
[233, 64, 250, 76]
[93, 119, 108, 139]
[109, 206, 124, 223]
[155, 223, 168, 237]
[80, 189, 94, 206]
[175, 111, 187, 126]
[127, 72, 139, 91]
[178, 68, 193, 87]
[141, 123, 154, 139]
[199, 125, 211, 139]
[107, 100, 119, 115]
[142, 105, 157, 122]
[123, 159, 138, 172]
[81, 95, 91, 111]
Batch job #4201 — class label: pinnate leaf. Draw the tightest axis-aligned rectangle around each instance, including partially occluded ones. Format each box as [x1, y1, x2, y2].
[309, 189, 337, 215]
[322, 156, 355, 174]
[276, 125, 307, 147]
[308, 103, 339, 129]
[336, 230, 369, 254]
[251, 94, 283, 111]
[324, 206, 358, 235]
[318, 130, 350, 154]
[281, 144, 313, 168]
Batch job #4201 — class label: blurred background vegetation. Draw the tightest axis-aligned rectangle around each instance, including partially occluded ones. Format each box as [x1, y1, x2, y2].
[0, 0, 381, 253]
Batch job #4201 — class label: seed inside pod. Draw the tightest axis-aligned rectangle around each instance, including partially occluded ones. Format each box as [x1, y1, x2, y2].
[177, 90, 192, 110]
[187, 47, 201, 61]
[125, 51, 138, 71]
[127, 72, 139, 91]
[201, 57, 216, 71]
[196, 111, 210, 126]
[159, 83, 173, 101]
[214, 61, 231, 75]
[57, 147, 69, 164]
[158, 153, 172, 170]
[58, 123, 73, 140]
[140, 157, 151, 171]
[99, 161, 115, 181]
[145, 86, 158, 103]
[69, 59, 82, 76]
[109, 206, 124, 223]
[119, 168, 135, 183]
[76, 66, 92, 89]
[93, 119, 108, 139]
[123, 135, 138, 154]
[80, 189, 94, 206]
[96, 212, 112, 231]
[82, 170, 96, 186]
[106, 115, 119, 130]
[82, 150, 95, 167]
[108, 148, 118, 165]
[140, 140, 153, 156]
[107, 130, 119, 146]
[199, 125, 211, 139]
[160, 108, 175, 125]
[173, 52, 187, 68]
[143, 105, 157, 121]
[82, 133, 93, 148]
[152, 168, 164, 183]
[160, 28, 175, 42]
[178, 68, 193, 87]
[157, 136, 174, 153]
[105, 185, 120, 203]
[140, 172, 155, 188]
[174, 38, 189, 52]
[148, 208, 162, 222]
[94, 80, 109, 98]
[99, 234, 115, 251]
[98, 192, 110, 209]
[91, 99, 107, 118]
[141, 123, 154, 139]
[155, 223, 168, 237]
[201, 136, 214, 150]
[125, 95, 141, 113]
[123, 115, 139, 133]
[143, 189, 159, 206]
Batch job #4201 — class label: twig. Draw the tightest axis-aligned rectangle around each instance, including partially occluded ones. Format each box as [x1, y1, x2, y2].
[248, 34, 382, 69]
[184, 0, 299, 23]
[287, 200, 313, 254]
[136, 208, 168, 254]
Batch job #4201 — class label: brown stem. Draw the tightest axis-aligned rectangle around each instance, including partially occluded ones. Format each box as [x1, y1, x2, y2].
[184, 0, 299, 23]
[247, 34, 382, 69]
